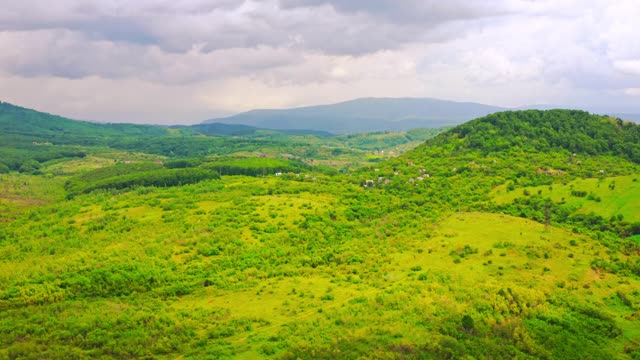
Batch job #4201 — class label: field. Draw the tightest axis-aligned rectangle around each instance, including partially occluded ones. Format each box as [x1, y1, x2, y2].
[492, 175, 640, 222]
[1, 159, 639, 358]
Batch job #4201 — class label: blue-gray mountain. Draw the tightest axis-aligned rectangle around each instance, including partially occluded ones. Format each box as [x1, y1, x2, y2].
[202, 98, 506, 133]
[203, 97, 640, 133]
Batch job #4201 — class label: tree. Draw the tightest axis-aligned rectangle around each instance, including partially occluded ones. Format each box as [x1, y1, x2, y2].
[18, 159, 40, 173]
[461, 315, 475, 332]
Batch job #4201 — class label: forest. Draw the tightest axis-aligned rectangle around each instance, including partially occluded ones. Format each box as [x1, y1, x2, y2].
[1, 104, 639, 359]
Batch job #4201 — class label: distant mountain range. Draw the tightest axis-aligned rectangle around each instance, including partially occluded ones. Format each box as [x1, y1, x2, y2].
[202, 97, 640, 133]
[202, 98, 506, 133]
[2, 97, 638, 136]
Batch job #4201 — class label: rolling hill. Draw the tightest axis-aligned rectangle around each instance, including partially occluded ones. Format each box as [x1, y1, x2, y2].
[419, 109, 640, 161]
[0, 101, 448, 173]
[1, 106, 639, 358]
[0, 101, 171, 145]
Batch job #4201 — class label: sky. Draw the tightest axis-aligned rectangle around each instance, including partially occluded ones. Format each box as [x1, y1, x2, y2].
[0, 0, 639, 124]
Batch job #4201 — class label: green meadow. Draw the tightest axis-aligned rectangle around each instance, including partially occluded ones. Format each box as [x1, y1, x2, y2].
[492, 175, 640, 222]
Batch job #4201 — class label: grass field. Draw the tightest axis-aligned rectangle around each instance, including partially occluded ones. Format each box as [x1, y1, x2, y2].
[491, 175, 640, 222]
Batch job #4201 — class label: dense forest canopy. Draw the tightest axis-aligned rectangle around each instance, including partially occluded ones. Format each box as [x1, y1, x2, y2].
[424, 110, 640, 162]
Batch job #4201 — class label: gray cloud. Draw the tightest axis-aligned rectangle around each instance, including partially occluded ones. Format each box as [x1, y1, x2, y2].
[279, 0, 513, 23]
[0, 0, 510, 82]
[0, 0, 639, 123]
[0, 0, 512, 55]
[0, 29, 304, 83]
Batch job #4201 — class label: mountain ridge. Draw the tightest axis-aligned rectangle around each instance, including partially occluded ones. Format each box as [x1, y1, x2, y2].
[203, 97, 640, 133]
[202, 97, 507, 133]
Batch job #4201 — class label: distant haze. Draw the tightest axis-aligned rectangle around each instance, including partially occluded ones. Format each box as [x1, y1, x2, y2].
[202, 97, 638, 133]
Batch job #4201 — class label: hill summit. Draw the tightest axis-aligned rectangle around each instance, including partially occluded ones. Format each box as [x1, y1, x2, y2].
[420, 109, 640, 163]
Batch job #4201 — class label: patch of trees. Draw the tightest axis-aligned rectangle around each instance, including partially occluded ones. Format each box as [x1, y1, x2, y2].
[67, 163, 163, 187]
[164, 158, 202, 169]
[202, 157, 311, 176]
[571, 190, 588, 197]
[0, 146, 86, 173]
[65, 166, 219, 197]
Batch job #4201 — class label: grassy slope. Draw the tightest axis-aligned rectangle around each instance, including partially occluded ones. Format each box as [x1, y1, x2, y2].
[0, 101, 170, 144]
[1, 164, 639, 358]
[492, 175, 640, 222]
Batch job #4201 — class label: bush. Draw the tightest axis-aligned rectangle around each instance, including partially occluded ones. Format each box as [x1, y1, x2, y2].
[571, 190, 587, 197]
[18, 159, 40, 173]
[461, 315, 475, 331]
[164, 159, 201, 169]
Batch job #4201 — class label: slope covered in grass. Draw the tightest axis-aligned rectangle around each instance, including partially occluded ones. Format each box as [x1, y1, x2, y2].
[492, 175, 640, 222]
[1, 165, 638, 358]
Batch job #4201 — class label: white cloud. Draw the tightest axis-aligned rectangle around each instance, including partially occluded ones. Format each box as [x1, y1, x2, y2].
[614, 60, 640, 76]
[624, 88, 640, 96]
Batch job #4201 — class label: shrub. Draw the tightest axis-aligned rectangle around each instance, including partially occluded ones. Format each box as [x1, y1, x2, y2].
[571, 190, 587, 197]
[461, 315, 475, 331]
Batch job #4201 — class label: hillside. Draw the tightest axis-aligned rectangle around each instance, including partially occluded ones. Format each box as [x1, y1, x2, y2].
[422, 109, 640, 161]
[0, 101, 170, 145]
[0, 101, 448, 173]
[203, 97, 506, 133]
[1, 108, 639, 359]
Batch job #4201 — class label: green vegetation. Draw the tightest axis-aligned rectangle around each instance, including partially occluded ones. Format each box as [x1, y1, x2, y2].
[1, 106, 639, 358]
[65, 166, 220, 198]
[492, 175, 640, 222]
[202, 157, 311, 177]
[0, 101, 446, 174]
[428, 109, 640, 161]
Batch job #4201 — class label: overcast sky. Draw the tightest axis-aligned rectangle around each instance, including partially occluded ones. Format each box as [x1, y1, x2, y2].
[0, 0, 639, 124]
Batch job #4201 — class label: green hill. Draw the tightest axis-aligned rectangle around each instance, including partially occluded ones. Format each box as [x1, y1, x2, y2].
[0, 101, 171, 145]
[0, 101, 448, 174]
[424, 109, 640, 161]
[0, 108, 639, 358]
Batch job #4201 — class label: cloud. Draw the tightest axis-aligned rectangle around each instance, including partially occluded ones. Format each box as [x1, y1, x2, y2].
[0, 29, 305, 84]
[625, 88, 640, 96]
[0, 0, 519, 53]
[0, 0, 530, 88]
[0, 0, 512, 83]
[614, 60, 640, 76]
[0, 70, 217, 124]
[279, 0, 514, 23]
[0, 0, 639, 123]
